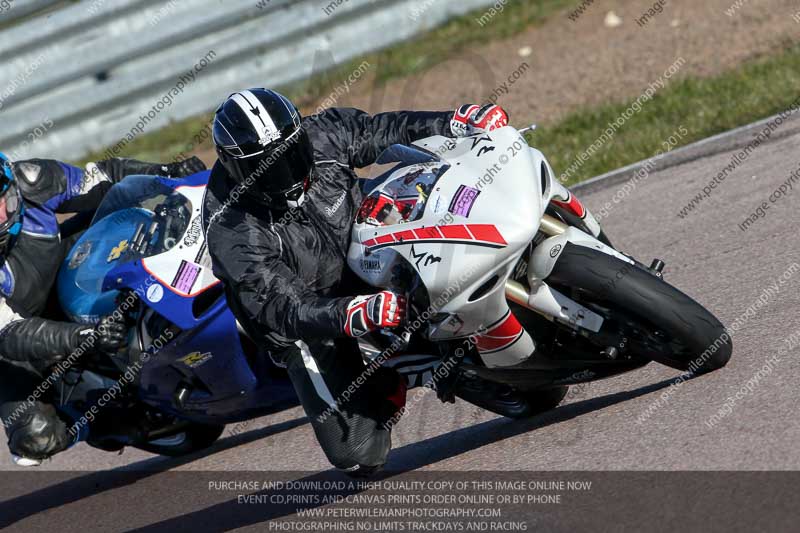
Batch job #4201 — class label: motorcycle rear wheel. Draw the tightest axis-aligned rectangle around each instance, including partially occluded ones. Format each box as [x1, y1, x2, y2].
[547, 243, 732, 374]
[134, 423, 225, 457]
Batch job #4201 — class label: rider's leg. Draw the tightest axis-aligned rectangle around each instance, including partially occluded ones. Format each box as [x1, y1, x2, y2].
[280, 338, 406, 477]
[0, 360, 73, 465]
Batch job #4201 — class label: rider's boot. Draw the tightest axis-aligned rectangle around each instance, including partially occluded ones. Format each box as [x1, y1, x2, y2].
[6, 406, 81, 467]
[345, 366, 407, 478]
[0, 361, 81, 466]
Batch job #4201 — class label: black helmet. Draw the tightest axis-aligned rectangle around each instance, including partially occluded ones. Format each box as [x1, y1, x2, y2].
[213, 88, 314, 209]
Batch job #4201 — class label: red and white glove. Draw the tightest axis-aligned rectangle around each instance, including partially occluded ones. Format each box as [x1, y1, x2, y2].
[344, 291, 407, 338]
[450, 104, 509, 137]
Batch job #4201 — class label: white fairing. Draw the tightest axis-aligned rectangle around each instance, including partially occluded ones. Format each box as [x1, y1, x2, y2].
[529, 226, 634, 282]
[140, 185, 221, 299]
[348, 127, 544, 367]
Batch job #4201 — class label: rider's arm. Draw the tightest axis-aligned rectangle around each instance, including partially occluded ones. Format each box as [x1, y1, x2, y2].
[53, 156, 206, 214]
[0, 302, 124, 368]
[309, 108, 456, 170]
[0, 300, 89, 363]
[10, 157, 205, 215]
[91, 157, 206, 186]
[209, 230, 349, 341]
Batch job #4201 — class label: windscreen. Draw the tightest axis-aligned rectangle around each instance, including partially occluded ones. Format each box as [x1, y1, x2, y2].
[71, 176, 192, 294]
[358, 145, 450, 227]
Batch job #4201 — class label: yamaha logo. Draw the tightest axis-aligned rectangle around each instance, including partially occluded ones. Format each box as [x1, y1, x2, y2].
[550, 244, 563, 258]
[361, 259, 381, 272]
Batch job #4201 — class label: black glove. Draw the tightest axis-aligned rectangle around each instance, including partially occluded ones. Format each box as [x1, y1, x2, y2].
[162, 156, 207, 178]
[0, 316, 128, 375]
[75, 316, 128, 355]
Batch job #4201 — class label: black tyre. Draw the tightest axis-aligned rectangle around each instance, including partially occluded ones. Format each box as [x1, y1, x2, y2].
[548, 243, 732, 374]
[456, 375, 569, 419]
[134, 423, 225, 457]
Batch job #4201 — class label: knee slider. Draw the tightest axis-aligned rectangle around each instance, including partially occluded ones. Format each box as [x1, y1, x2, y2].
[342, 427, 391, 472]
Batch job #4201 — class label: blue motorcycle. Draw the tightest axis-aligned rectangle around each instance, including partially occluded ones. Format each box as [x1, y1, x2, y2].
[57, 172, 297, 456]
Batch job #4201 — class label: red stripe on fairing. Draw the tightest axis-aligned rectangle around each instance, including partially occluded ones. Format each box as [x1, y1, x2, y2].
[487, 312, 524, 338]
[439, 225, 471, 239]
[394, 230, 416, 242]
[475, 312, 524, 353]
[553, 194, 587, 218]
[414, 227, 443, 240]
[475, 335, 519, 352]
[466, 224, 508, 246]
[362, 224, 507, 248]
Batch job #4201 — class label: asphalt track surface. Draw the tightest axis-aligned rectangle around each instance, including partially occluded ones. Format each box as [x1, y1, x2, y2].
[2, 128, 799, 530]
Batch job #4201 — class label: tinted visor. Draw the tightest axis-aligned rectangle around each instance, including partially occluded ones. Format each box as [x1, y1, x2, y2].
[219, 128, 314, 205]
[0, 181, 21, 232]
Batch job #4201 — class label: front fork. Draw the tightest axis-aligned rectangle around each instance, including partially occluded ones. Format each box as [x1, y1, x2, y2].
[503, 182, 624, 336]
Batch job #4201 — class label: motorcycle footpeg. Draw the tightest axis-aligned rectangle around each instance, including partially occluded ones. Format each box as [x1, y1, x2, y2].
[602, 346, 619, 360]
[435, 379, 458, 404]
[429, 364, 459, 403]
[174, 383, 192, 408]
[649, 258, 665, 278]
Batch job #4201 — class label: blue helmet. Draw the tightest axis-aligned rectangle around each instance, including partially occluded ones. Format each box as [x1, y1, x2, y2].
[0, 153, 24, 257]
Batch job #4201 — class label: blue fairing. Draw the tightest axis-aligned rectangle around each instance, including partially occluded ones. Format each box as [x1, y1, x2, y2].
[58, 207, 153, 323]
[57, 172, 297, 425]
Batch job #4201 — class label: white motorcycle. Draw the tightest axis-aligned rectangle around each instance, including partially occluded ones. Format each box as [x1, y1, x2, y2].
[346, 126, 731, 417]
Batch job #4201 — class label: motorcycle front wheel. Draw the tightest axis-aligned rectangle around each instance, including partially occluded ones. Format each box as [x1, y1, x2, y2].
[546, 243, 732, 374]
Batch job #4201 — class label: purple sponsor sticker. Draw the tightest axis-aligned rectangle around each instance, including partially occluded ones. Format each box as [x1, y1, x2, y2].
[171, 260, 202, 294]
[448, 185, 481, 217]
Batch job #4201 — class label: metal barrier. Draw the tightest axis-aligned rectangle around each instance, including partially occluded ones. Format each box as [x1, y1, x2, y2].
[0, 0, 496, 161]
[0, 0, 62, 25]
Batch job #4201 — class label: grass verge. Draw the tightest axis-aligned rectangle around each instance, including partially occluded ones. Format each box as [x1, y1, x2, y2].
[537, 42, 800, 184]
